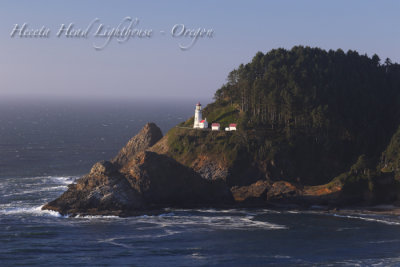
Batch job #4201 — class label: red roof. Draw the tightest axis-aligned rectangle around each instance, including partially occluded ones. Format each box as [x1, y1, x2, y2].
[212, 123, 220, 126]
[200, 120, 206, 123]
[229, 123, 237, 127]
[196, 102, 201, 106]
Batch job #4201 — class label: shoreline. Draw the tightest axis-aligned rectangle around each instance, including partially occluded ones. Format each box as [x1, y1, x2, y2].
[47, 203, 400, 218]
[327, 205, 400, 216]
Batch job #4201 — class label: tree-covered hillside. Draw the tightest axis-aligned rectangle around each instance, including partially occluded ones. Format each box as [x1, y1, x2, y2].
[214, 46, 400, 132]
[199, 46, 400, 185]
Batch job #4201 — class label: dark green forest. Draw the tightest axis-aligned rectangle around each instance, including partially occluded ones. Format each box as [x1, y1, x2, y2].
[203, 46, 400, 186]
[215, 46, 400, 136]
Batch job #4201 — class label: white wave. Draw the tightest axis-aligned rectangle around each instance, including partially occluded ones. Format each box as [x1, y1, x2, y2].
[1, 175, 76, 183]
[273, 255, 291, 259]
[0, 176, 77, 193]
[336, 227, 361, 232]
[336, 256, 400, 266]
[258, 208, 282, 214]
[99, 228, 183, 242]
[286, 210, 300, 214]
[333, 214, 400, 225]
[50, 176, 76, 185]
[238, 216, 287, 229]
[134, 213, 287, 230]
[158, 212, 175, 217]
[0, 205, 66, 218]
[190, 252, 205, 260]
[175, 208, 243, 214]
[3, 185, 69, 197]
[0, 175, 77, 197]
[173, 208, 280, 215]
[74, 214, 120, 219]
[97, 237, 135, 249]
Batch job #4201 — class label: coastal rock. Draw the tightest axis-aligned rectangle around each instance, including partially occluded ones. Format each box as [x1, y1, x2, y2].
[112, 122, 163, 167]
[43, 123, 234, 216]
[43, 161, 143, 216]
[121, 151, 234, 207]
[230, 180, 269, 203]
[89, 160, 118, 176]
[267, 181, 301, 201]
[191, 155, 229, 181]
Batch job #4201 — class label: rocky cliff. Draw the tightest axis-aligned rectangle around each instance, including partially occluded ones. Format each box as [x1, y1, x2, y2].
[43, 120, 400, 216]
[43, 123, 234, 216]
[112, 122, 163, 167]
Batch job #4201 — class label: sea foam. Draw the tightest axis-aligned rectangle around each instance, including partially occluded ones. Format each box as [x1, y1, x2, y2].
[0, 205, 66, 217]
[332, 213, 400, 226]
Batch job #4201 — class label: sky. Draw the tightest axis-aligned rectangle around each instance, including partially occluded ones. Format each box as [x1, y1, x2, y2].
[0, 0, 399, 102]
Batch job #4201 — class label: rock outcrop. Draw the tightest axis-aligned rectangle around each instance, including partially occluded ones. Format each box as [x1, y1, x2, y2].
[121, 151, 233, 207]
[43, 160, 144, 216]
[44, 121, 377, 217]
[43, 123, 233, 216]
[267, 181, 301, 201]
[112, 122, 163, 167]
[231, 180, 269, 203]
[191, 155, 229, 181]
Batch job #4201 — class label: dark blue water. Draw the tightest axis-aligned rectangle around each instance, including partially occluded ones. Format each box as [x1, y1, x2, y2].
[0, 99, 197, 178]
[1, 99, 400, 266]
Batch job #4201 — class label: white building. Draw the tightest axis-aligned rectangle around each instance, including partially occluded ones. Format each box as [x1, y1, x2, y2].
[211, 123, 220, 131]
[193, 102, 208, 129]
[199, 118, 208, 129]
[193, 102, 203, 128]
[229, 123, 237, 131]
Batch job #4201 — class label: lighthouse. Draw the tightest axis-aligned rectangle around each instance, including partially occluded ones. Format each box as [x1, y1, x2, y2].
[193, 102, 208, 129]
[193, 102, 202, 128]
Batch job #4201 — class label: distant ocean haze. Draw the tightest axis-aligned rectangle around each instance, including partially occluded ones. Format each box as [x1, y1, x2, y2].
[0, 98, 204, 178]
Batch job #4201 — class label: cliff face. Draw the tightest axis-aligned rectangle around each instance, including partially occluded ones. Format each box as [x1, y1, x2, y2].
[150, 124, 400, 207]
[121, 151, 232, 207]
[43, 123, 233, 216]
[112, 122, 163, 167]
[43, 160, 144, 216]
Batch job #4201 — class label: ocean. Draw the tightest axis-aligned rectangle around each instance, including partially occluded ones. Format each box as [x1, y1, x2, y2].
[1, 99, 400, 266]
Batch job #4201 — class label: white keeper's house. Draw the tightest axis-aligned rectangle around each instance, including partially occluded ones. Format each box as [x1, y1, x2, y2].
[211, 123, 220, 131]
[229, 123, 237, 131]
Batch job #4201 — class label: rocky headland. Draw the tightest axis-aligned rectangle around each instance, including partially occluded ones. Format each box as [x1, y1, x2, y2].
[43, 122, 399, 217]
[43, 47, 400, 216]
[43, 123, 234, 216]
[41, 123, 305, 216]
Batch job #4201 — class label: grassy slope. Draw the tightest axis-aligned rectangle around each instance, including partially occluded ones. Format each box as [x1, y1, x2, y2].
[167, 102, 242, 166]
[166, 125, 242, 167]
[180, 102, 241, 128]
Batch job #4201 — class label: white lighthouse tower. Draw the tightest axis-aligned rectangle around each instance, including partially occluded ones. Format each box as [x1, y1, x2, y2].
[193, 102, 202, 128]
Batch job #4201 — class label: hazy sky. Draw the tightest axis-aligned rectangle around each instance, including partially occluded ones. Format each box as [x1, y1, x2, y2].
[0, 0, 399, 101]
